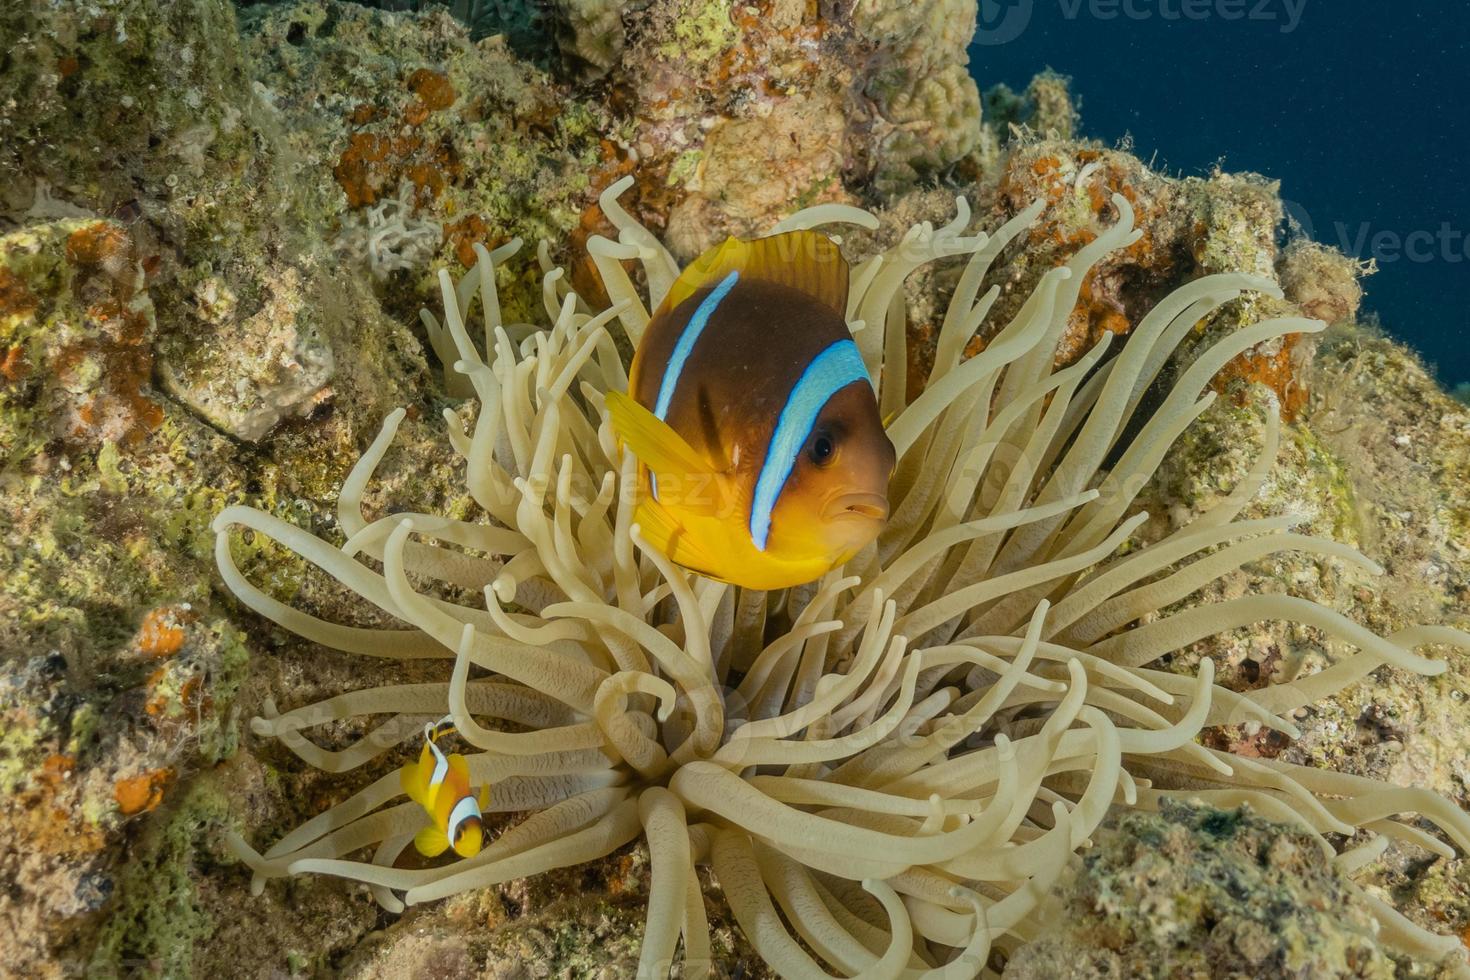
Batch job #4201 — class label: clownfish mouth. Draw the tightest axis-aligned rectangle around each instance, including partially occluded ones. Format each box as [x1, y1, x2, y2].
[824, 492, 890, 523]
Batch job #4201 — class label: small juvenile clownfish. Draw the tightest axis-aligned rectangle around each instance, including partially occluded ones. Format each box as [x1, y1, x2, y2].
[400, 718, 490, 859]
[606, 230, 896, 591]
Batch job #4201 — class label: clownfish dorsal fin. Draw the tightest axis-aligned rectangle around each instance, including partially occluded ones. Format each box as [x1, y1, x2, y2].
[399, 759, 420, 806]
[400, 746, 431, 807]
[447, 753, 470, 782]
[654, 231, 849, 320]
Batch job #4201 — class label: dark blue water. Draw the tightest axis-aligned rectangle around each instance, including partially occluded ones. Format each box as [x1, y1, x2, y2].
[970, 1, 1470, 386]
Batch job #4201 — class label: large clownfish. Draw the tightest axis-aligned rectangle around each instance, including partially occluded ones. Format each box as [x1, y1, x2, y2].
[400, 718, 490, 859]
[606, 230, 895, 591]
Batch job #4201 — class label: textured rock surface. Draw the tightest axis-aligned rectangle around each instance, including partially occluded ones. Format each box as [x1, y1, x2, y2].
[5, 1, 346, 440]
[1, 0, 1468, 977]
[335, 857, 767, 978]
[1003, 801, 1402, 979]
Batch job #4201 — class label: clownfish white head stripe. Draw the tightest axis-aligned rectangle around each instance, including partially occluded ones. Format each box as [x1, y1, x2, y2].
[447, 794, 481, 846]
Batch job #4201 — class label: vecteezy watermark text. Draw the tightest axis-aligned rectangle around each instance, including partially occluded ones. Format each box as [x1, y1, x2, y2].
[976, 0, 1307, 45]
[1335, 221, 1470, 266]
[1285, 201, 1469, 266]
[1057, 0, 1307, 31]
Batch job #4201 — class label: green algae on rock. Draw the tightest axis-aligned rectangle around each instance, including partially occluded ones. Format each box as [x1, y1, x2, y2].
[86, 777, 237, 977]
[1, 8, 474, 972]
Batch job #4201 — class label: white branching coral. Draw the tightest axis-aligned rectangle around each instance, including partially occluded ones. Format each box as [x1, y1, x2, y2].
[340, 181, 445, 280]
[216, 176, 1470, 976]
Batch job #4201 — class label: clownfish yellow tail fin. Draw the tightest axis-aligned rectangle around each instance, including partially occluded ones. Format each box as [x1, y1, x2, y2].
[656, 231, 848, 319]
[413, 823, 450, 858]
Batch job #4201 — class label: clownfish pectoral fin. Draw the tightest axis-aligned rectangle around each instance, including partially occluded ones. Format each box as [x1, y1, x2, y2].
[413, 823, 450, 858]
[478, 784, 491, 809]
[606, 392, 729, 510]
[656, 231, 849, 320]
[634, 497, 723, 580]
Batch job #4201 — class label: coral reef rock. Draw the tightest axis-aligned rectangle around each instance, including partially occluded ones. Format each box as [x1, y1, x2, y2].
[1004, 801, 1404, 979]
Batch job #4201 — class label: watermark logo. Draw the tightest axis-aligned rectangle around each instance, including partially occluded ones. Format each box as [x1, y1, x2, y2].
[1336, 221, 1469, 266]
[975, 0, 1036, 45]
[1058, 0, 1307, 33]
[1285, 199, 1467, 266]
[1282, 198, 1317, 242]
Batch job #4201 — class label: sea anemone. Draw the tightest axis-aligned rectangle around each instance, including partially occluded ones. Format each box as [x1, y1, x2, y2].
[217, 176, 1470, 975]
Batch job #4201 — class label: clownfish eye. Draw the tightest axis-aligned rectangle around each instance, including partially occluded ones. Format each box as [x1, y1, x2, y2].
[808, 432, 836, 466]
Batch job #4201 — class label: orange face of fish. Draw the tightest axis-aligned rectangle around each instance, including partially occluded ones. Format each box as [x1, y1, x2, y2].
[763, 381, 895, 567]
[607, 230, 895, 590]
